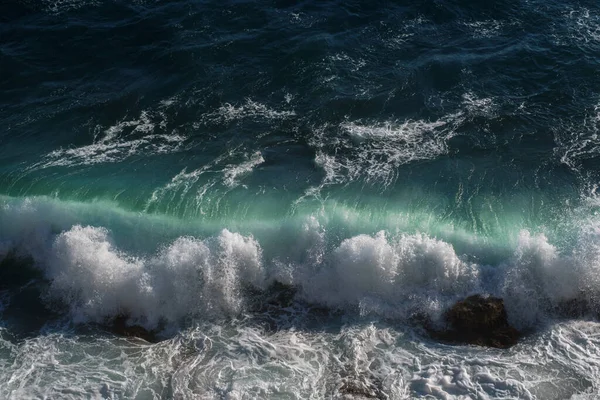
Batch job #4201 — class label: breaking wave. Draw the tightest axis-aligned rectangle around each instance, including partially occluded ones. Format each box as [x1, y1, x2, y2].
[1, 196, 600, 333]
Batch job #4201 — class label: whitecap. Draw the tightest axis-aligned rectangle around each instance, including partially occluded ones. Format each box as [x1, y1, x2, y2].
[205, 99, 296, 123]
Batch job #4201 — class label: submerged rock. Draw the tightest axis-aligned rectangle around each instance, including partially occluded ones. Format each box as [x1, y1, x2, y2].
[108, 315, 159, 343]
[430, 295, 520, 348]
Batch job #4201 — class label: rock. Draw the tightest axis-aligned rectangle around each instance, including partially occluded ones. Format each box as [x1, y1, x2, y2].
[429, 295, 520, 348]
[555, 297, 591, 319]
[264, 281, 297, 309]
[108, 315, 159, 343]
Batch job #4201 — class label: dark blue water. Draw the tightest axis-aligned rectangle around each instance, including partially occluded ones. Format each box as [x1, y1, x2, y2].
[2, 1, 600, 398]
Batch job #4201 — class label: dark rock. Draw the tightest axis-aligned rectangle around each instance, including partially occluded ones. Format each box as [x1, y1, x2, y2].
[429, 295, 520, 348]
[265, 281, 297, 309]
[108, 315, 159, 343]
[555, 297, 591, 319]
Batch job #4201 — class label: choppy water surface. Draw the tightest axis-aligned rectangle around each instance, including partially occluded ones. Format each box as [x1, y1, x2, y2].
[3, 0, 600, 398]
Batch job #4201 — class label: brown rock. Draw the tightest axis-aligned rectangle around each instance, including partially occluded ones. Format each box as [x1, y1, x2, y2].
[429, 295, 520, 348]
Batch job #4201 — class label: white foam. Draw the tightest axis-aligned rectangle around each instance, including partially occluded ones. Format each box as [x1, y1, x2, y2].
[144, 162, 218, 214]
[502, 231, 577, 328]
[556, 102, 600, 170]
[3, 197, 600, 397]
[2, 318, 599, 399]
[44, 226, 264, 328]
[0, 197, 475, 326]
[223, 151, 265, 188]
[568, 8, 600, 45]
[306, 115, 459, 190]
[328, 52, 367, 72]
[381, 16, 426, 48]
[501, 225, 600, 329]
[463, 20, 505, 38]
[206, 99, 296, 123]
[0, 330, 182, 399]
[42, 0, 100, 13]
[301, 92, 506, 200]
[32, 106, 186, 169]
[314, 151, 351, 187]
[36, 133, 185, 168]
[295, 231, 479, 320]
[343, 119, 448, 141]
[462, 92, 497, 117]
[4, 196, 600, 330]
[144, 148, 263, 214]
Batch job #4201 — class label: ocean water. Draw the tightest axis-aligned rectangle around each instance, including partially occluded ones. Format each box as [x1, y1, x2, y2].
[2, 0, 600, 398]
